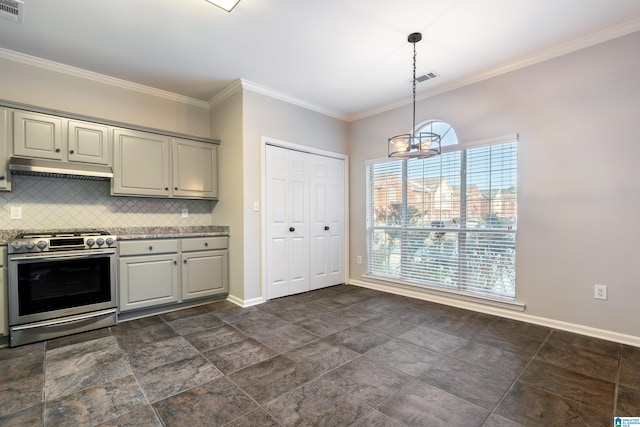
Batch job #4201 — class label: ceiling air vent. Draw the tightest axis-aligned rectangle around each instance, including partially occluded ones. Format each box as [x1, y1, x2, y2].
[416, 71, 439, 83]
[0, 0, 24, 23]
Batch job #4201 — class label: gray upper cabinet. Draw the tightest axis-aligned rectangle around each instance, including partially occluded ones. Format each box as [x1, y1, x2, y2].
[112, 128, 171, 197]
[13, 111, 110, 165]
[112, 130, 218, 200]
[172, 138, 218, 199]
[13, 111, 64, 160]
[67, 120, 110, 165]
[0, 108, 10, 191]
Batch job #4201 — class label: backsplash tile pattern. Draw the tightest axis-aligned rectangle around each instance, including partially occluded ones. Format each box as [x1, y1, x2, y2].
[0, 175, 213, 230]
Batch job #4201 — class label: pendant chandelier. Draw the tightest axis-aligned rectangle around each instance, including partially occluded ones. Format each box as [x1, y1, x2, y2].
[388, 32, 441, 159]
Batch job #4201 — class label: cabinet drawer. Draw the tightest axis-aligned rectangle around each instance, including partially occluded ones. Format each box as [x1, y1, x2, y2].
[181, 236, 228, 252]
[118, 239, 178, 256]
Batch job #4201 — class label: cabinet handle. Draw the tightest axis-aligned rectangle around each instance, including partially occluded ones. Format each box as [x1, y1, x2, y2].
[204, 242, 208, 247]
[173, 260, 177, 265]
[183, 259, 187, 264]
[69, 150, 74, 154]
[174, 187, 178, 190]
[289, 227, 295, 232]
[55, 148, 61, 153]
[148, 246, 153, 251]
[165, 187, 169, 191]
[324, 226, 330, 231]
[0, 176, 5, 181]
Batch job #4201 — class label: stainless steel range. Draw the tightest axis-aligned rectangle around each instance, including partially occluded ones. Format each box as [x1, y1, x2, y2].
[7, 230, 118, 347]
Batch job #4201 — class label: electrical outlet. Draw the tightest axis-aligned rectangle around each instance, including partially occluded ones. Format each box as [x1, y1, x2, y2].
[181, 208, 188, 218]
[594, 284, 607, 300]
[11, 206, 22, 220]
[357, 255, 362, 264]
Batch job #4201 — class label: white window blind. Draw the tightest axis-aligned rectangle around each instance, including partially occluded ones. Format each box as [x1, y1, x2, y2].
[366, 139, 517, 300]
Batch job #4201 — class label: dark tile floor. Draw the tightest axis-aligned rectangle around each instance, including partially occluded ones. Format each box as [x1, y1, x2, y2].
[1, 284, 638, 426]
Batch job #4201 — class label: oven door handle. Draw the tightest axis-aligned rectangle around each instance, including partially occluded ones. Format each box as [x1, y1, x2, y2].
[8, 250, 115, 261]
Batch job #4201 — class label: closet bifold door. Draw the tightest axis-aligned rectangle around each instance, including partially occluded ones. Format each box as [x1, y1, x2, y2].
[309, 155, 345, 290]
[265, 145, 345, 299]
[265, 145, 310, 299]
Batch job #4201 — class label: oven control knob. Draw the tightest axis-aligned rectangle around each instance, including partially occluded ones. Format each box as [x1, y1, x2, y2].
[86, 238, 96, 247]
[11, 241, 23, 251]
[25, 241, 36, 250]
[36, 241, 48, 250]
[105, 238, 115, 246]
[96, 238, 105, 246]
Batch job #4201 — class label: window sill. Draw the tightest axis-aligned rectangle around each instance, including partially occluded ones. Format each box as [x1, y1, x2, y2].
[361, 274, 526, 312]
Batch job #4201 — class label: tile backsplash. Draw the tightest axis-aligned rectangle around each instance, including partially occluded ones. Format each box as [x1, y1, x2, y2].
[0, 175, 214, 230]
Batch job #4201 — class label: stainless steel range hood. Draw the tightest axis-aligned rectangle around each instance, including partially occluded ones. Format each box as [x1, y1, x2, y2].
[9, 157, 113, 181]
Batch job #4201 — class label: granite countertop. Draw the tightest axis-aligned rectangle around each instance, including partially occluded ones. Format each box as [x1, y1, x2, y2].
[0, 226, 230, 244]
[113, 226, 229, 240]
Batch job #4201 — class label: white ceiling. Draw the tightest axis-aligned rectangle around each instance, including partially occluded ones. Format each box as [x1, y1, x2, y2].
[1, 0, 640, 120]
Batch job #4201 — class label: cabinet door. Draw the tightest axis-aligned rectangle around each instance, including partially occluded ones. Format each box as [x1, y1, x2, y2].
[0, 108, 10, 191]
[0, 247, 6, 336]
[172, 138, 218, 199]
[119, 254, 179, 311]
[68, 120, 110, 165]
[13, 111, 64, 160]
[112, 129, 170, 197]
[181, 250, 228, 300]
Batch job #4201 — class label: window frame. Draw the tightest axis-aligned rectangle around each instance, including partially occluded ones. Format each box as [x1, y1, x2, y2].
[365, 133, 519, 303]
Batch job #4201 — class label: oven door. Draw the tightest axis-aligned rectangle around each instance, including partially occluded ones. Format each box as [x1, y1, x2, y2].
[8, 249, 117, 326]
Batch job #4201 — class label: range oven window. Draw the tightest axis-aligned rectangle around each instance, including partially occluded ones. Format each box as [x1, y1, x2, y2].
[17, 256, 112, 316]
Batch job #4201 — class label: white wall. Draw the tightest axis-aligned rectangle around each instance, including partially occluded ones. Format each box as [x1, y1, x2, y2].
[348, 31, 640, 340]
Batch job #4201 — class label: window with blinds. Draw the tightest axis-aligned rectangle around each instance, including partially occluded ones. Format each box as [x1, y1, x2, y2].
[366, 127, 517, 300]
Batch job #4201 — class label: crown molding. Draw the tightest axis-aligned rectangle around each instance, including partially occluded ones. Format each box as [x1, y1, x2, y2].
[348, 18, 640, 122]
[239, 79, 347, 121]
[0, 47, 210, 109]
[208, 78, 347, 120]
[207, 79, 243, 108]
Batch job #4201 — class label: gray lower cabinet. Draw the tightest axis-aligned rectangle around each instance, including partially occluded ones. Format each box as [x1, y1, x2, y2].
[118, 240, 180, 312]
[118, 237, 228, 312]
[0, 246, 7, 336]
[181, 237, 228, 300]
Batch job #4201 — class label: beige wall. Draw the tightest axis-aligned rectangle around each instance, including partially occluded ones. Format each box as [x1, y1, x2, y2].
[348, 31, 640, 340]
[0, 57, 211, 138]
[241, 89, 348, 301]
[0, 56, 215, 231]
[210, 91, 245, 300]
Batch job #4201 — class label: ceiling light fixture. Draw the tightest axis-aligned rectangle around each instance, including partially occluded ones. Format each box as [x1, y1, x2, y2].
[388, 32, 441, 159]
[205, 0, 240, 12]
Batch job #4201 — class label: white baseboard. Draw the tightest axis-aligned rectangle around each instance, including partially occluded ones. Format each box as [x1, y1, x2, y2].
[227, 294, 265, 308]
[349, 278, 640, 348]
